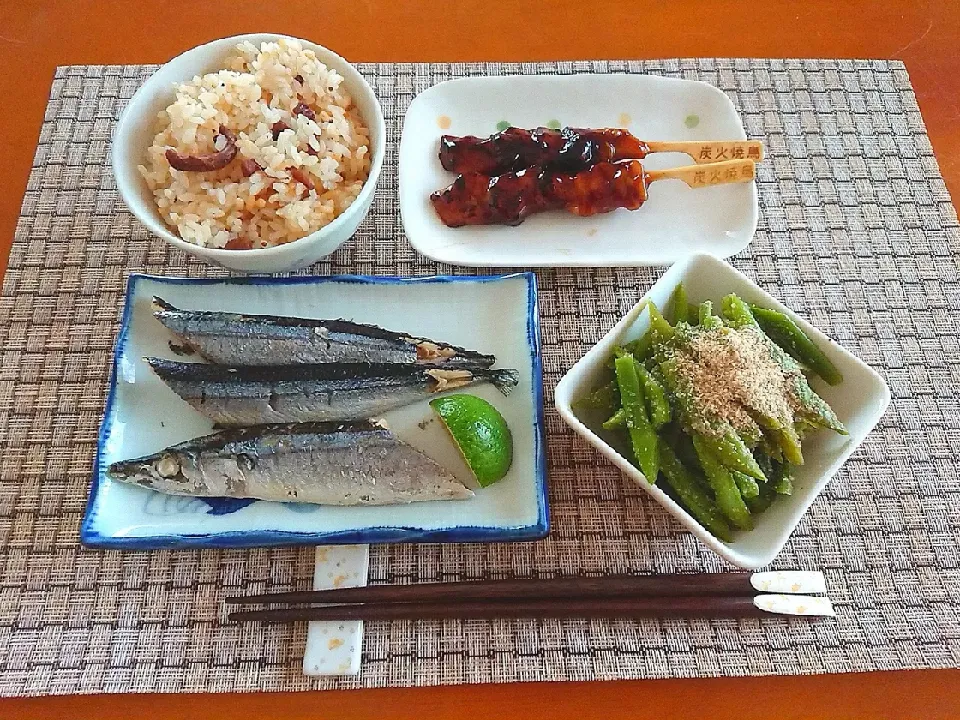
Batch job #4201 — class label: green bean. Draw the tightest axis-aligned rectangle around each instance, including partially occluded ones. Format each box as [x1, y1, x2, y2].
[759, 436, 783, 464]
[773, 424, 804, 466]
[755, 449, 774, 480]
[775, 474, 794, 495]
[658, 442, 734, 542]
[665, 423, 702, 475]
[624, 329, 654, 362]
[614, 354, 659, 483]
[751, 306, 843, 386]
[745, 483, 775, 513]
[687, 303, 700, 326]
[656, 356, 687, 404]
[720, 293, 759, 329]
[602, 408, 626, 429]
[792, 378, 847, 435]
[692, 434, 753, 530]
[697, 300, 723, 330]
[572, 381, 619, 417]
[731, 470, 761, 499]
[645, 364, 674, 415]
[636, 363, 672, 429]
[701, 428, 766, 480]
[667, 284, 690, 325]
[772, 462, 794, 495]
[723, 293, 846, 439]
[647, 301, 675, 342]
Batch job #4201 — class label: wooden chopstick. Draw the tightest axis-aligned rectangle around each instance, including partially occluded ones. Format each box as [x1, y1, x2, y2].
[226, 573, 763, 607]
[228, 596, 771, 623]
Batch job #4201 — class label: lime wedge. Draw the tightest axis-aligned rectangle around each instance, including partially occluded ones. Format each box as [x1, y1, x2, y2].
[430, 394, 513, 487]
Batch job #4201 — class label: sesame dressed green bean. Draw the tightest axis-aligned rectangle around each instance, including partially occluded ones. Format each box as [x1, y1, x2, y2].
[573, 282, 849, 543]
[646, 300, 675, 343]
[659, 442, 734, 542]
[692, 434, 753, 530]
[636, 364, 672, 429]
[667, 283, 690, 326]
[602, 407, 626, 429]
[731, 470, 761, 500]
[697, 300, 723, 330]
[751, 306, 843, 386]
[614, 354, 659, 484]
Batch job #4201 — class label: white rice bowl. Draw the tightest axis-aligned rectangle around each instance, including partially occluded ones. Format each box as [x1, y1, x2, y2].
[139, 39, 371, 250]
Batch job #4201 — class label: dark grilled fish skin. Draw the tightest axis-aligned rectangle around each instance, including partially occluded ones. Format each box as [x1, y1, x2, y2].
[106, 422, 473, 505]
[152, 298, 496, 368]
[146, 358, 521, 425]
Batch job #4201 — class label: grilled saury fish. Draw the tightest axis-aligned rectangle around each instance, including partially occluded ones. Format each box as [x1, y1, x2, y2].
[153, 298, 497, 368]
[107, 422, 473, 505]
[146, 358, 520, 425]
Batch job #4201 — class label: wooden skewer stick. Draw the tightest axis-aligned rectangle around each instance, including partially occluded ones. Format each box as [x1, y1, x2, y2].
[645, 159, 756, 189]
[645, 140, 765, 164]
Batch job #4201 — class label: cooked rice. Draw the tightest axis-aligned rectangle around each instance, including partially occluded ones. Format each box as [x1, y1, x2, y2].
[138, 39, 371, 250]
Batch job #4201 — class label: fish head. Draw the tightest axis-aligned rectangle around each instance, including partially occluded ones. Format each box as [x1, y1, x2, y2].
[107, 452, 194, 491]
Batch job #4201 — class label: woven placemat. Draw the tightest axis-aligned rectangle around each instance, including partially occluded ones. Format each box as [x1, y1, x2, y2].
[0, 58, 958, 696]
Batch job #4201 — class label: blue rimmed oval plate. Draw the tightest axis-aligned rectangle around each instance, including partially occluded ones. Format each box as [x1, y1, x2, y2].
[83, 273, 547, 549]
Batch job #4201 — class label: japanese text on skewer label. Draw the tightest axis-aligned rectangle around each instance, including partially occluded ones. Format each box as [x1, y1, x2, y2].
[694, 143, 762, 164]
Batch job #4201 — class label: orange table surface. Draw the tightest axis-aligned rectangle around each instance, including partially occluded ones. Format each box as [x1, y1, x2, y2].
[1, 1, 958, 717]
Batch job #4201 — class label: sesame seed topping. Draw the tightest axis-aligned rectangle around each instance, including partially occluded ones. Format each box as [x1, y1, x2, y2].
[672, 325, 799, 438]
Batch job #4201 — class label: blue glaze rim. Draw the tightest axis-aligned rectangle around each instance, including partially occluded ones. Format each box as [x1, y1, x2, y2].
[82, 272, 548, 549]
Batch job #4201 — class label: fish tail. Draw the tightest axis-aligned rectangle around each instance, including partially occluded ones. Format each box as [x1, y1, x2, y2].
[457, 350, 497, 368]
[145, 356, 180, 376]
[152, 296, 178, 313]
[490, 369, 520, 395]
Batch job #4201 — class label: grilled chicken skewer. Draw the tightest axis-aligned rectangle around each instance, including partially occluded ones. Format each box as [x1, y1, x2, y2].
[439, 126, 764, 175]
[431, 158, 756, 227]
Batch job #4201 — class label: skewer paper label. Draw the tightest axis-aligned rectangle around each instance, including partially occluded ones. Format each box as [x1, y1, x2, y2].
[693, 143, 763, 163]
[690, 162, 755, 187]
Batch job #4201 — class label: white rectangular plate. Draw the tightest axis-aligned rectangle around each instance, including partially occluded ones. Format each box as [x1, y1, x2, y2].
[83, 273, 547, 549]
[399, 74, 759, 267]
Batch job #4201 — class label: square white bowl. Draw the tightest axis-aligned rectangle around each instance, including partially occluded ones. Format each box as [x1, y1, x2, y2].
[554, 253, 891, 569]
